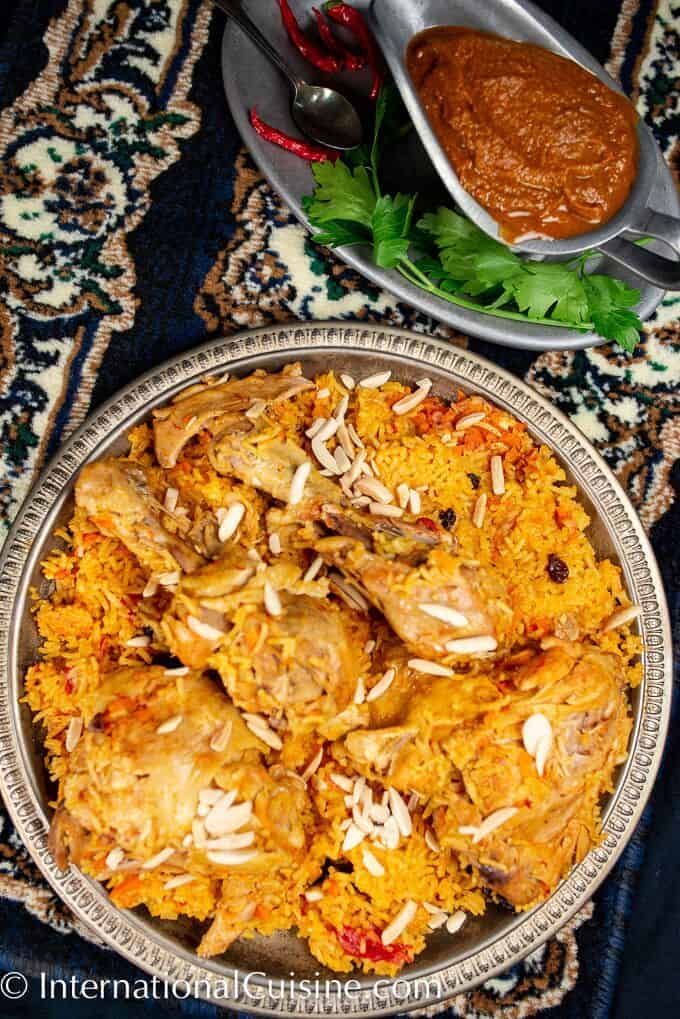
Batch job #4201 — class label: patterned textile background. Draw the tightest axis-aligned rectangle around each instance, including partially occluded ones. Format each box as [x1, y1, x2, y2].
[0, 0, 678, 1016]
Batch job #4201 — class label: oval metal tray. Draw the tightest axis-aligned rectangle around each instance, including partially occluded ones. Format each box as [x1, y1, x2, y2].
[0, 323, 672, 1014]
[220, 0, 679, 350]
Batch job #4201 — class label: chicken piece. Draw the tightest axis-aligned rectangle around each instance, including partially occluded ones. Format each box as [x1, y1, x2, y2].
[76, 459, 205, 574]
[154, 366, 313, 468]
[211, 423, 449, 551]
[431, 644, 632, 907]
[211, 593, 369, 737]
[344, 670, 501, 793]
[210, 428, 339, 507]
[51, 667, 264, 868]
[314, 537, 507, 659]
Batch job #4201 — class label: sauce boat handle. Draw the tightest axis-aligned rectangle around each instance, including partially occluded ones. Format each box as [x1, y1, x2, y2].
[600, 210, 680, 290]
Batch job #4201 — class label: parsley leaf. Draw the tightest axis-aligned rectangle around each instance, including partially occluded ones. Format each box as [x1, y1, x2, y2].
[372, 193, 417, 268]
[304, 161, 377, 228]
[583, 275, 642, 352]
[418, 208, 521, 294]
[509, 262, 590, 323]
[310, 220, 372, 248]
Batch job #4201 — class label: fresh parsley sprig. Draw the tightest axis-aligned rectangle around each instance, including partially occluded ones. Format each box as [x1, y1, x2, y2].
[302, 86, 642, 352]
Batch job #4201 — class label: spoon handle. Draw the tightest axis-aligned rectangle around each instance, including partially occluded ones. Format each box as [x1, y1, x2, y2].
[213, 0, 300, 90]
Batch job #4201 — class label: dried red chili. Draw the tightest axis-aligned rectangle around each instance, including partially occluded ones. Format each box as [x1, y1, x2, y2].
[278, 0, 343, 74]
[312, 6, 365, 72]
[249, 109, 338, 162]
[324, 2, 383, 99]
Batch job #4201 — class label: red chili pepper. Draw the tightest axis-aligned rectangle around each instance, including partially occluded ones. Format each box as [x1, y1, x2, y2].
[278, 0, 343, 74]
[312, 6, 365, 72]
[334, 925, 411, 965]
[249, 108, 337, 162]
[324, 2, 383, 100]
[416, 516, 439, 533]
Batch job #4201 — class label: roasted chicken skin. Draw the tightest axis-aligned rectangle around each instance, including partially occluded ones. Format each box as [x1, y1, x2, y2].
[50, 667, 312, 881]
[344, 643, 631, 907]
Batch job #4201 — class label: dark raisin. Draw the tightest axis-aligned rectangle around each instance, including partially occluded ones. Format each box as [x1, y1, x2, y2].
[547, 554, 569, 583]
[467, 472, 481, 490]
[439, 508, 457, 530]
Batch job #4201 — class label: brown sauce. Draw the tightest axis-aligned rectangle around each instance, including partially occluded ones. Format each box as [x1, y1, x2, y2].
[406, 27, 639, 242]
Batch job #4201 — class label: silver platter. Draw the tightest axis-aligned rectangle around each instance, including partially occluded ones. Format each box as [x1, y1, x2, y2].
[0, 323, 672, 1015]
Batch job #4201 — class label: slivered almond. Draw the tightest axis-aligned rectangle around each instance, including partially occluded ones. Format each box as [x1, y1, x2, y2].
[268, 532, 282, 555]
[455, 411, 486, 431]
[409, 488, 422, 514]
[142, 576, 159, 598]
[382, 900, 417, 945]
[105, 847, 125, 871]
[303, 555, 323, 582]
[471, 806, 518, 844]
[472, 493, 488, 528]
[305, 888, 324, 902]
[65, 716, 83, 753]
[419, 603, 469, 628]
[392, 379, 432, 415]
[206, 849, 257, 866]
[359, 370, 391, 389]
[317, 387, 330, 399]
[490, 455, 505, 496]
[344, 449, 366, 486]
[242, 712, 283, 750]
[445, 635, 497, 655]
[312, 436, 340, 473]
[315, 418, 339, 443]
[425, 829, 440, 854]
[218, 502, 245, 543]
[210, 720, 233, 753]
[142, 846, 175, 870]
[187, 616, 224, 642]
[330, 772, 354, 793]
[263, 581, 282, 618]
[126, 635, 151, 648]
[369, 503, 404, 518]
[353, 675, 366, 705]
[396, 483, 410, 509]
[164, 666, 190, 677]
[204, 798, 253, 837]
[205, 831, 255, 850]
[156, 715, 183, 735]
[334, 394, 349, 422]
[367, 668, 395, 702]
[348, 423, 364, 449]
[302, 746, 324, 781]
[388, 787, 412, 838]
[522, 713, 552, 758]
[340, 373, 356, 390]
[334, 446, 351, 472]
[355, 477, 393, 504]
[342, 823, 365, 852]
[602, 605, 641, 631]
[407, 659, 454, 677]
[446, 910, 466, 934]
[306, 417, 327, 439]
[164, 874, 195, 890]
[336, 422, 354, 458]
[164, 487, 179, 512]
[362, 848, 385, 877]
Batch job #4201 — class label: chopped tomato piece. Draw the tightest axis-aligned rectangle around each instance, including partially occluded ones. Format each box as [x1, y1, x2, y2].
[334, 925, 412, 966]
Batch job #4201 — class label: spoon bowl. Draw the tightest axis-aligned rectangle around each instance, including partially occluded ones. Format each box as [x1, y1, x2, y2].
[214, 0, 362, 152]
[292, 83, 364, 150]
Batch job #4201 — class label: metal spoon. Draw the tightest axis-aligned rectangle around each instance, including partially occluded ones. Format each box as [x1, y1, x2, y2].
[213, 0, 363, 151]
